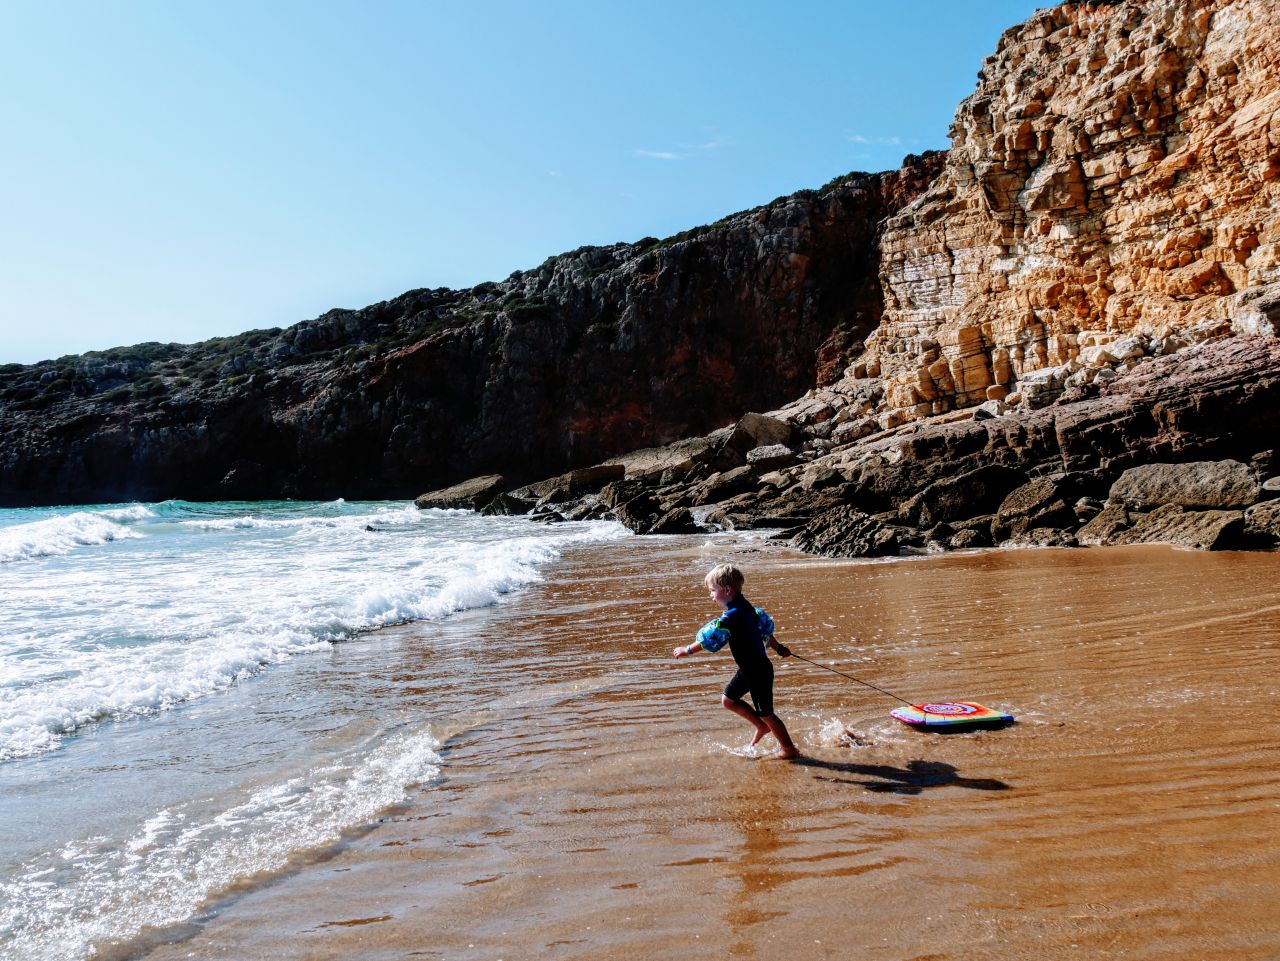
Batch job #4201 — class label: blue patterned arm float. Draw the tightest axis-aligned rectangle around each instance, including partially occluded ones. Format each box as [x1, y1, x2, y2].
[694, 617, 731, 653]
[756, 608, 775, 641]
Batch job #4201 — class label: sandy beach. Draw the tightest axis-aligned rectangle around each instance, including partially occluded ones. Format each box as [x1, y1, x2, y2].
[120, 536, 1280, 961]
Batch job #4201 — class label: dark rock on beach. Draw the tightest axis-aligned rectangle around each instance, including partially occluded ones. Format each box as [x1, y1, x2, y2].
[414, 474, 507, 511]
[1108, 461, 1261, 511]
[454, 334, 1280, 557]
[791, 506, 899, 558]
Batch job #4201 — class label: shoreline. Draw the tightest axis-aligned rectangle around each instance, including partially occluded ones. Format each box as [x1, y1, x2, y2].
[120, 535, 1280, 961]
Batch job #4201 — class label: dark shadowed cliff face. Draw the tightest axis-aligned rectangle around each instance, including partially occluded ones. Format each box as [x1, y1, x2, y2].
[0, 154, 942, 506]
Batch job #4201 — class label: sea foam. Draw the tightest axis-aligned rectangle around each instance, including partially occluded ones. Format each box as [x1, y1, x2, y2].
[0, 501, 628, 761]
[0, 730, 443, 961]
[0, 510, 148, 563]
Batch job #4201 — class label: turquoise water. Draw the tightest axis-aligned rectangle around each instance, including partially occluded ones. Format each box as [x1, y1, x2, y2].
[0, 500, 627, 960]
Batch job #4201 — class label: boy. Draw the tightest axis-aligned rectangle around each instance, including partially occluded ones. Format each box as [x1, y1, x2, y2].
[673, 564, 799, 759]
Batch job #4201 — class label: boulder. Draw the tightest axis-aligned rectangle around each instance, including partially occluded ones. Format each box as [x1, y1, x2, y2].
[701, 485, 851, 533]
[535, 487, 573, 507]
[898, 465, 1024, 529]
[738, 412, 793, 448]
[599, 478, 653, 510]
[515, 464, 626, 501]
[1076, 503, 1131, 546]
[756, 470, 793, 489]
[949, 528, 990, 549]
[1001, 528, 1078, 548]
[992, 477, 1077, 542]
[952, 515, 994, 536]
[1230, 282, 1280, 338]
[611, 491, 662, 534]
[688, 466, 756, 506]
[415, 474, 506, 510]
[720, 423, 760, 457]
[648, 507, 699, 535]
[1078, 345, 1119, 367]
[799, 465, 843, 491]
[791, 506, 900, 558]
[562, 498, 612, 522]
[925, 521, 956, 542]
[1073, 496, 1104, 522]
[605, 436, 718, 481]
[746, 444, 798, 473]
[480, 492, 536, 516]
[563, 464, 626, 494]
[1242, 500, 1280, 546]
[1109, 505, 1245, 551]
[655, 486, 695, 513]
[1109, 461, 1261, 510]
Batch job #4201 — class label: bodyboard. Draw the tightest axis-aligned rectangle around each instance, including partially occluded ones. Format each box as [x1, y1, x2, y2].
[890, 701, 1014, 729]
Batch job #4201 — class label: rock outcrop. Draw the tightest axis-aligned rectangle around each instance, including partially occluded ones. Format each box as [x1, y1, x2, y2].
[419, 0, 1280, 556]
[0, 156, 942, 506]
[864, 0, 1280, 424]
[477, 334, 1280, 553]
[413, 474, 506, 511]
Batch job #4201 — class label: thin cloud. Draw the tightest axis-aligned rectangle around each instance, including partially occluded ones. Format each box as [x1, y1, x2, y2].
[696, 137, 731, 151]
[848, 134, 902, 145]
[634, 148, 684, 161]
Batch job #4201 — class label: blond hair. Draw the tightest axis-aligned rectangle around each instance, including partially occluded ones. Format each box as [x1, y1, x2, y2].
[704, 564, 745, 591]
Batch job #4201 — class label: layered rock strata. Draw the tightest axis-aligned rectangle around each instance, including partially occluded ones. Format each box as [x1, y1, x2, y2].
[442, 334, 1280, 554]
[864, 0, 1280, 424]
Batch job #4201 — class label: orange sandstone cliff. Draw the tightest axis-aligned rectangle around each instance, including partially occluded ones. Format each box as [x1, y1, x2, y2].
[859, 0, 1279, 423]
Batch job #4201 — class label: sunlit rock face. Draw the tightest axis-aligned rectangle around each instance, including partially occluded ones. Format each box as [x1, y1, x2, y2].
[0, 156, 943, 506]
[865, 0, 1280, 421]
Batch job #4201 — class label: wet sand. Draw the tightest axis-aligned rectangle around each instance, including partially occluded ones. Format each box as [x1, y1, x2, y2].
[128, 538, 1280, 961]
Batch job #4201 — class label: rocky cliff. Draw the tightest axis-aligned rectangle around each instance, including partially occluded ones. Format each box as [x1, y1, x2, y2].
[865, 0, 1280, 422]
[5, 0, 1279, 560]
[0, 157, 940, 506]
[416, 0, 1280, 555]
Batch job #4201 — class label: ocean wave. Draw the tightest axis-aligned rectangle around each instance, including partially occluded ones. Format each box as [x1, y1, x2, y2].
[0, 512, 144, 564]
[0, 513, 630, 761]
[176, 502, 426, 532]
[0, 628, 331, 762]
[97, 505, 157, 523]
[0, 730, 443, 961]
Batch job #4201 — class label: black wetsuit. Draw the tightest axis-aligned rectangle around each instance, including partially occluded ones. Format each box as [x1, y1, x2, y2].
[721, 593, 775, 717]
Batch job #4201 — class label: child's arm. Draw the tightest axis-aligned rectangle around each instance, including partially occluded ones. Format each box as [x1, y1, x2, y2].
[766, 635, 791, 658]
[676, 620, 729, 659]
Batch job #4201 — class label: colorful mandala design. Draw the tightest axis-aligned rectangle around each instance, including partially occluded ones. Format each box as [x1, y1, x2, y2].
[921, 702, 979, 715]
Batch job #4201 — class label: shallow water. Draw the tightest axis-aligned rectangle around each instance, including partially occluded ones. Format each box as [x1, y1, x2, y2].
[92, 538, 1280, 961]
[0, 501, 629, 960]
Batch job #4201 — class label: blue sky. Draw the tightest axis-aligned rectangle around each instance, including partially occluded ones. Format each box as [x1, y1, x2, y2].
[1, 1, 1045, 365]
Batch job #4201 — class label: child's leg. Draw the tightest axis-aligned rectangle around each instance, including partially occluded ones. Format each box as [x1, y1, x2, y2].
[751, 665, 798, 759]
[761, 714, 799, 759]
[722, 694, 770, 743]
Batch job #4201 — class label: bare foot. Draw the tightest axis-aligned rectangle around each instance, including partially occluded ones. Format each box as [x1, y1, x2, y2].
[766, 748, 800, 761]
[749, 725, 770, 747]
